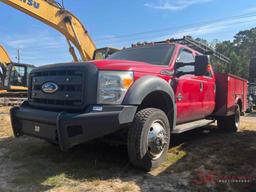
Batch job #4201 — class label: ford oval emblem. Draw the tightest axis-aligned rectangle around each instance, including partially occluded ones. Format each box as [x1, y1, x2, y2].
[41, 82, 59, 94]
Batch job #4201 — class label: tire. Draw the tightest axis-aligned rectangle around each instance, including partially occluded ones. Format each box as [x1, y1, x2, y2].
[127, 108, 170, 171]
[217, 104, 240, 132]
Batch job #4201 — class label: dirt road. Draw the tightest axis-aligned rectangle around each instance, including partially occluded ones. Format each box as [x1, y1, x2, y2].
[0, 106, 255, 192]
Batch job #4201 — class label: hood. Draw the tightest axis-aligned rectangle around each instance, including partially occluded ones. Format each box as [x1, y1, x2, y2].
[89, 60, 168, 74]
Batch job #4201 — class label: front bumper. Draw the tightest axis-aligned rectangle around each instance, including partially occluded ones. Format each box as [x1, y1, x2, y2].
[10, 102, 137, 151]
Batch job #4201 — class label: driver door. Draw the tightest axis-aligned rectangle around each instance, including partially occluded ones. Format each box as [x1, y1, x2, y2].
[174, 49, 204, 124]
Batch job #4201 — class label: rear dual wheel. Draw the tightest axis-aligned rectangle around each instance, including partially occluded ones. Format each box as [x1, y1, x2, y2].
[217, 104, 240, 132]
[127, 108, 170, 171]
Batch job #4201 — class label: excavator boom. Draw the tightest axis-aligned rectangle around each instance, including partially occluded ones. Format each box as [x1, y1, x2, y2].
[0, 44, 11, 65]
[0, 0, 96, 61]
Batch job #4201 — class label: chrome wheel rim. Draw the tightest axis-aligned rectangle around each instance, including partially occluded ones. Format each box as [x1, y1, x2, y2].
[147, 120, 168, 160]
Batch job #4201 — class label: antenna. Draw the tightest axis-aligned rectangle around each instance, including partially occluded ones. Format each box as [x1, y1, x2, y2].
[16, 48, 20, 64]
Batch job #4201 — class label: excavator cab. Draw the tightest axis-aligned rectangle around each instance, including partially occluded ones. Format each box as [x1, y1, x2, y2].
[2, 63, 35, 92]
[0, 44, 35, 93]
[93, 47, 120, 60]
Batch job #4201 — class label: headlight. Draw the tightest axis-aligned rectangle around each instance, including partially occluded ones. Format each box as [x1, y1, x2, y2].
[97, 71, 134, 104]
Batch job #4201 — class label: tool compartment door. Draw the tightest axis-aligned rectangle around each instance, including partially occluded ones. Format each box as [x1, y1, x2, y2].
[214, 73, 247, 116]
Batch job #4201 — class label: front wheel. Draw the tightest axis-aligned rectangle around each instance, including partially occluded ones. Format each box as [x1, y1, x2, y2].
[127, 108, 170, 171]
[217, 104, 240, 132]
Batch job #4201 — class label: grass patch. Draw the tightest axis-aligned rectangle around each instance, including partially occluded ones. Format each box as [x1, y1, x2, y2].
[167, 145, 187, 164]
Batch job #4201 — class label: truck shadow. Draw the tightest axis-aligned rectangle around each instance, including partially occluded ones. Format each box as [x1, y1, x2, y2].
[0, 125, 255, 191]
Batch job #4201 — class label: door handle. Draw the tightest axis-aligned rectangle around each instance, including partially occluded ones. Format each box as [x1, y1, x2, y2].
[200, 82, 204, 92]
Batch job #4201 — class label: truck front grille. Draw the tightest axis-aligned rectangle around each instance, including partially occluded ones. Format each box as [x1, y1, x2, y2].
[29, 69, 86, 110]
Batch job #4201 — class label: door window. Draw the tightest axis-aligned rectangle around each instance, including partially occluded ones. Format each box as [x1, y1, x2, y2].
[177, 49, 195, 63]
[176, 49, 195, 74]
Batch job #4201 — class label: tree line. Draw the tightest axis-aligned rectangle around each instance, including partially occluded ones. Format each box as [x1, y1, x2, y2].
[196, 27, 256, 79]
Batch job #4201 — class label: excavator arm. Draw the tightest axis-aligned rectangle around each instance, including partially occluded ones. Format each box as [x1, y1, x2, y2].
[0, 0, 96, 61]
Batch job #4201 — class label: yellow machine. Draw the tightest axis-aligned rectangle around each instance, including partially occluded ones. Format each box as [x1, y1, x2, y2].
[0, 0, 119, 62]
[0, 44, 11, 65]
[0, 45, 11, 92]
[0, 45, 35, 93]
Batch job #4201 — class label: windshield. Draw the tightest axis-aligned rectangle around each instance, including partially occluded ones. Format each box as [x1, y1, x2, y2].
[107, 44, 175, 66]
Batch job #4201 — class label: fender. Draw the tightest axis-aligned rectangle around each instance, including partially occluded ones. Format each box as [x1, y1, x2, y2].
[123, 76, 176, 129]
[235, 96, 242, 104]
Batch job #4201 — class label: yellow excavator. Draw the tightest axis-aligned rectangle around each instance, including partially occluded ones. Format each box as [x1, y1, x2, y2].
[0, 0, 119, 62]
[0, 45, 35, 93]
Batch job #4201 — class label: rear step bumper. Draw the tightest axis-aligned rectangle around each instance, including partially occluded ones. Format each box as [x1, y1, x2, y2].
[10, 102, 137, 151]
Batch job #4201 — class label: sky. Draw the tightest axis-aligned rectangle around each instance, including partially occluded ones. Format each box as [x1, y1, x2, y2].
[1, 0, 256, 65]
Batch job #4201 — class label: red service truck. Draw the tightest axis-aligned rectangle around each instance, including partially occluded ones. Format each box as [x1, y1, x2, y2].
[10, 36, 247, 171]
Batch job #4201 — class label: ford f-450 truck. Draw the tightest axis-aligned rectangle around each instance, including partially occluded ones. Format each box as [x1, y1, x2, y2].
[10, 37, 248, 171]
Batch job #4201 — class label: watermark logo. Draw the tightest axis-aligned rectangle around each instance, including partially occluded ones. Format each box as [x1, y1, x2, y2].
[193, 171, 256, 186]
[193, 171, 216, 186]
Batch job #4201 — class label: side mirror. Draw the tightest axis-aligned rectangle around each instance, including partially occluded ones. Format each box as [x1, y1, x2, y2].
[195, 55, 209, 76]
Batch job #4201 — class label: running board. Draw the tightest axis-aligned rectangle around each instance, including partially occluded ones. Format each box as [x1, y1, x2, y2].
[172, 119, 215, 134]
